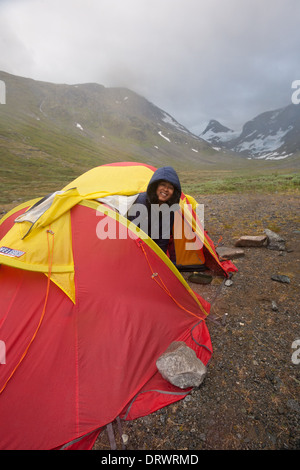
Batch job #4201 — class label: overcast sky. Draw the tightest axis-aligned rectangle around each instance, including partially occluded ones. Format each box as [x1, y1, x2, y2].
[0, 0, 299, 133]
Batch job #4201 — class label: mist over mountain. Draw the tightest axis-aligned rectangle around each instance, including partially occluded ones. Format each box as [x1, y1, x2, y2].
[0, 70, 224, 171]
[0, 70, 299, 205]
[201, 104, 300, 161]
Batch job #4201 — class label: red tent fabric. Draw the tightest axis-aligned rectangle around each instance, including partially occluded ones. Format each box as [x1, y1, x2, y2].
[0, 198, 212, 450]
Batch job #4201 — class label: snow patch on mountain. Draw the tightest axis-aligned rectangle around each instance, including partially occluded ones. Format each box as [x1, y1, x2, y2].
[202, 128, 239, 143]
[158, 130, 171, 142]
[160, 112, 190, 135]
[200, 105, 300, 160]
[235, 127, 293, 154]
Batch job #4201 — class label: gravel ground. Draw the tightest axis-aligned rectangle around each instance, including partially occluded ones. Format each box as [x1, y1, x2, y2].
[94, 192, 300, 451]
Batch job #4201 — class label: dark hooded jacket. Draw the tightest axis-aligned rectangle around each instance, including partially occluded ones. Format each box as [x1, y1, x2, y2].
[127, 167, 182, 254]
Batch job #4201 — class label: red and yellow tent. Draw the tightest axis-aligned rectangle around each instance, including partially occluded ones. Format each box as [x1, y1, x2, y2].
[0, 162, 236, 450]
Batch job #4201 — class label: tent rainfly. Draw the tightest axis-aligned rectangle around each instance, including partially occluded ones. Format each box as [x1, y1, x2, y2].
[0, 162, 237, 450]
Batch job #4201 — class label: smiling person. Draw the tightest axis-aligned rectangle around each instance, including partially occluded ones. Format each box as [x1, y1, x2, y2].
[127, 166, 182, 254]
[156, 180, 175, 204]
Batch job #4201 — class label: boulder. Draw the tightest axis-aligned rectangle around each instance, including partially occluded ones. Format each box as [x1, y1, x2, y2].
[264, 229, 286, 251]
[234, 235, 268, 247]
[156, 342, 207, 389]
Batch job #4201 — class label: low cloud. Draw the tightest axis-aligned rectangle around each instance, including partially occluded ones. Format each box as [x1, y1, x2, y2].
[0, 0, 299, 132]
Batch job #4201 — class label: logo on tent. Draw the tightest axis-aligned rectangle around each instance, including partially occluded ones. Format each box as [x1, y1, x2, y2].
[0, 246, 26, 258]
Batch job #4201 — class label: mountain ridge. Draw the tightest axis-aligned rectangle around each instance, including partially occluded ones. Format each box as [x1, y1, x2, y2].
[200, 103, 300, 160]
[0, 70, 212, 165]
[0, 70, 299, 205]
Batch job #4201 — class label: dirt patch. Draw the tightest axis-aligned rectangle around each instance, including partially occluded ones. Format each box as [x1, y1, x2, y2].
[94, 192, 300, 451]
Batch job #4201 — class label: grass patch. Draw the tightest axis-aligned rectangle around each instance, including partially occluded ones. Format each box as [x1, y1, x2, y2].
[180, 171, 300, 195]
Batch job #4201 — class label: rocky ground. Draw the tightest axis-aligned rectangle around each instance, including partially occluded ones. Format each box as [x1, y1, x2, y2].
[94, 192, 300, 451]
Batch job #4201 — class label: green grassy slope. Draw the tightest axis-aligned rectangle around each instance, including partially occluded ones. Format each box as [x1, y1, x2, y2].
[0, 71, 299, 205]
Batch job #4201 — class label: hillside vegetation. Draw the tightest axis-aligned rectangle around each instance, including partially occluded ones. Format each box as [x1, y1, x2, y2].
[0, 71, 299, 206]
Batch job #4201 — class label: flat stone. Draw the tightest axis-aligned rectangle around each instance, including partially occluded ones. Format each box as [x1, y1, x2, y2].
[156, 341, 207, 389]
[271, 275, 290, 284]
[234, 235, 268, 247]
[188, 273, 212, 284]
[216, 246, 245, 260]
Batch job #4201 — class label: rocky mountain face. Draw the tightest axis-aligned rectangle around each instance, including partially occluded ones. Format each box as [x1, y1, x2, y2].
[0, 70, 257, 205]
[201, 104, 300, 160]
[0, 70, 217, 171]
[1, 69, 298, 204]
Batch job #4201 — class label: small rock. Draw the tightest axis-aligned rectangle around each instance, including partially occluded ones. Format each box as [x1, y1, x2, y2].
[225, 279, 233, 287]
[156, 341, 207, 389]
[160, 415, 166, 425]
[271, 301, 279, 311]
[287, 399, 300, 413]
[271, 275, 290, 284]
[122, 434, 129, 445]
[264, 229, 286, 251]
[234, 235, 268, 247]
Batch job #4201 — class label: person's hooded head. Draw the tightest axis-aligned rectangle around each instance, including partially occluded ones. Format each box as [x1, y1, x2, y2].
[146, 167, 181, 206]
